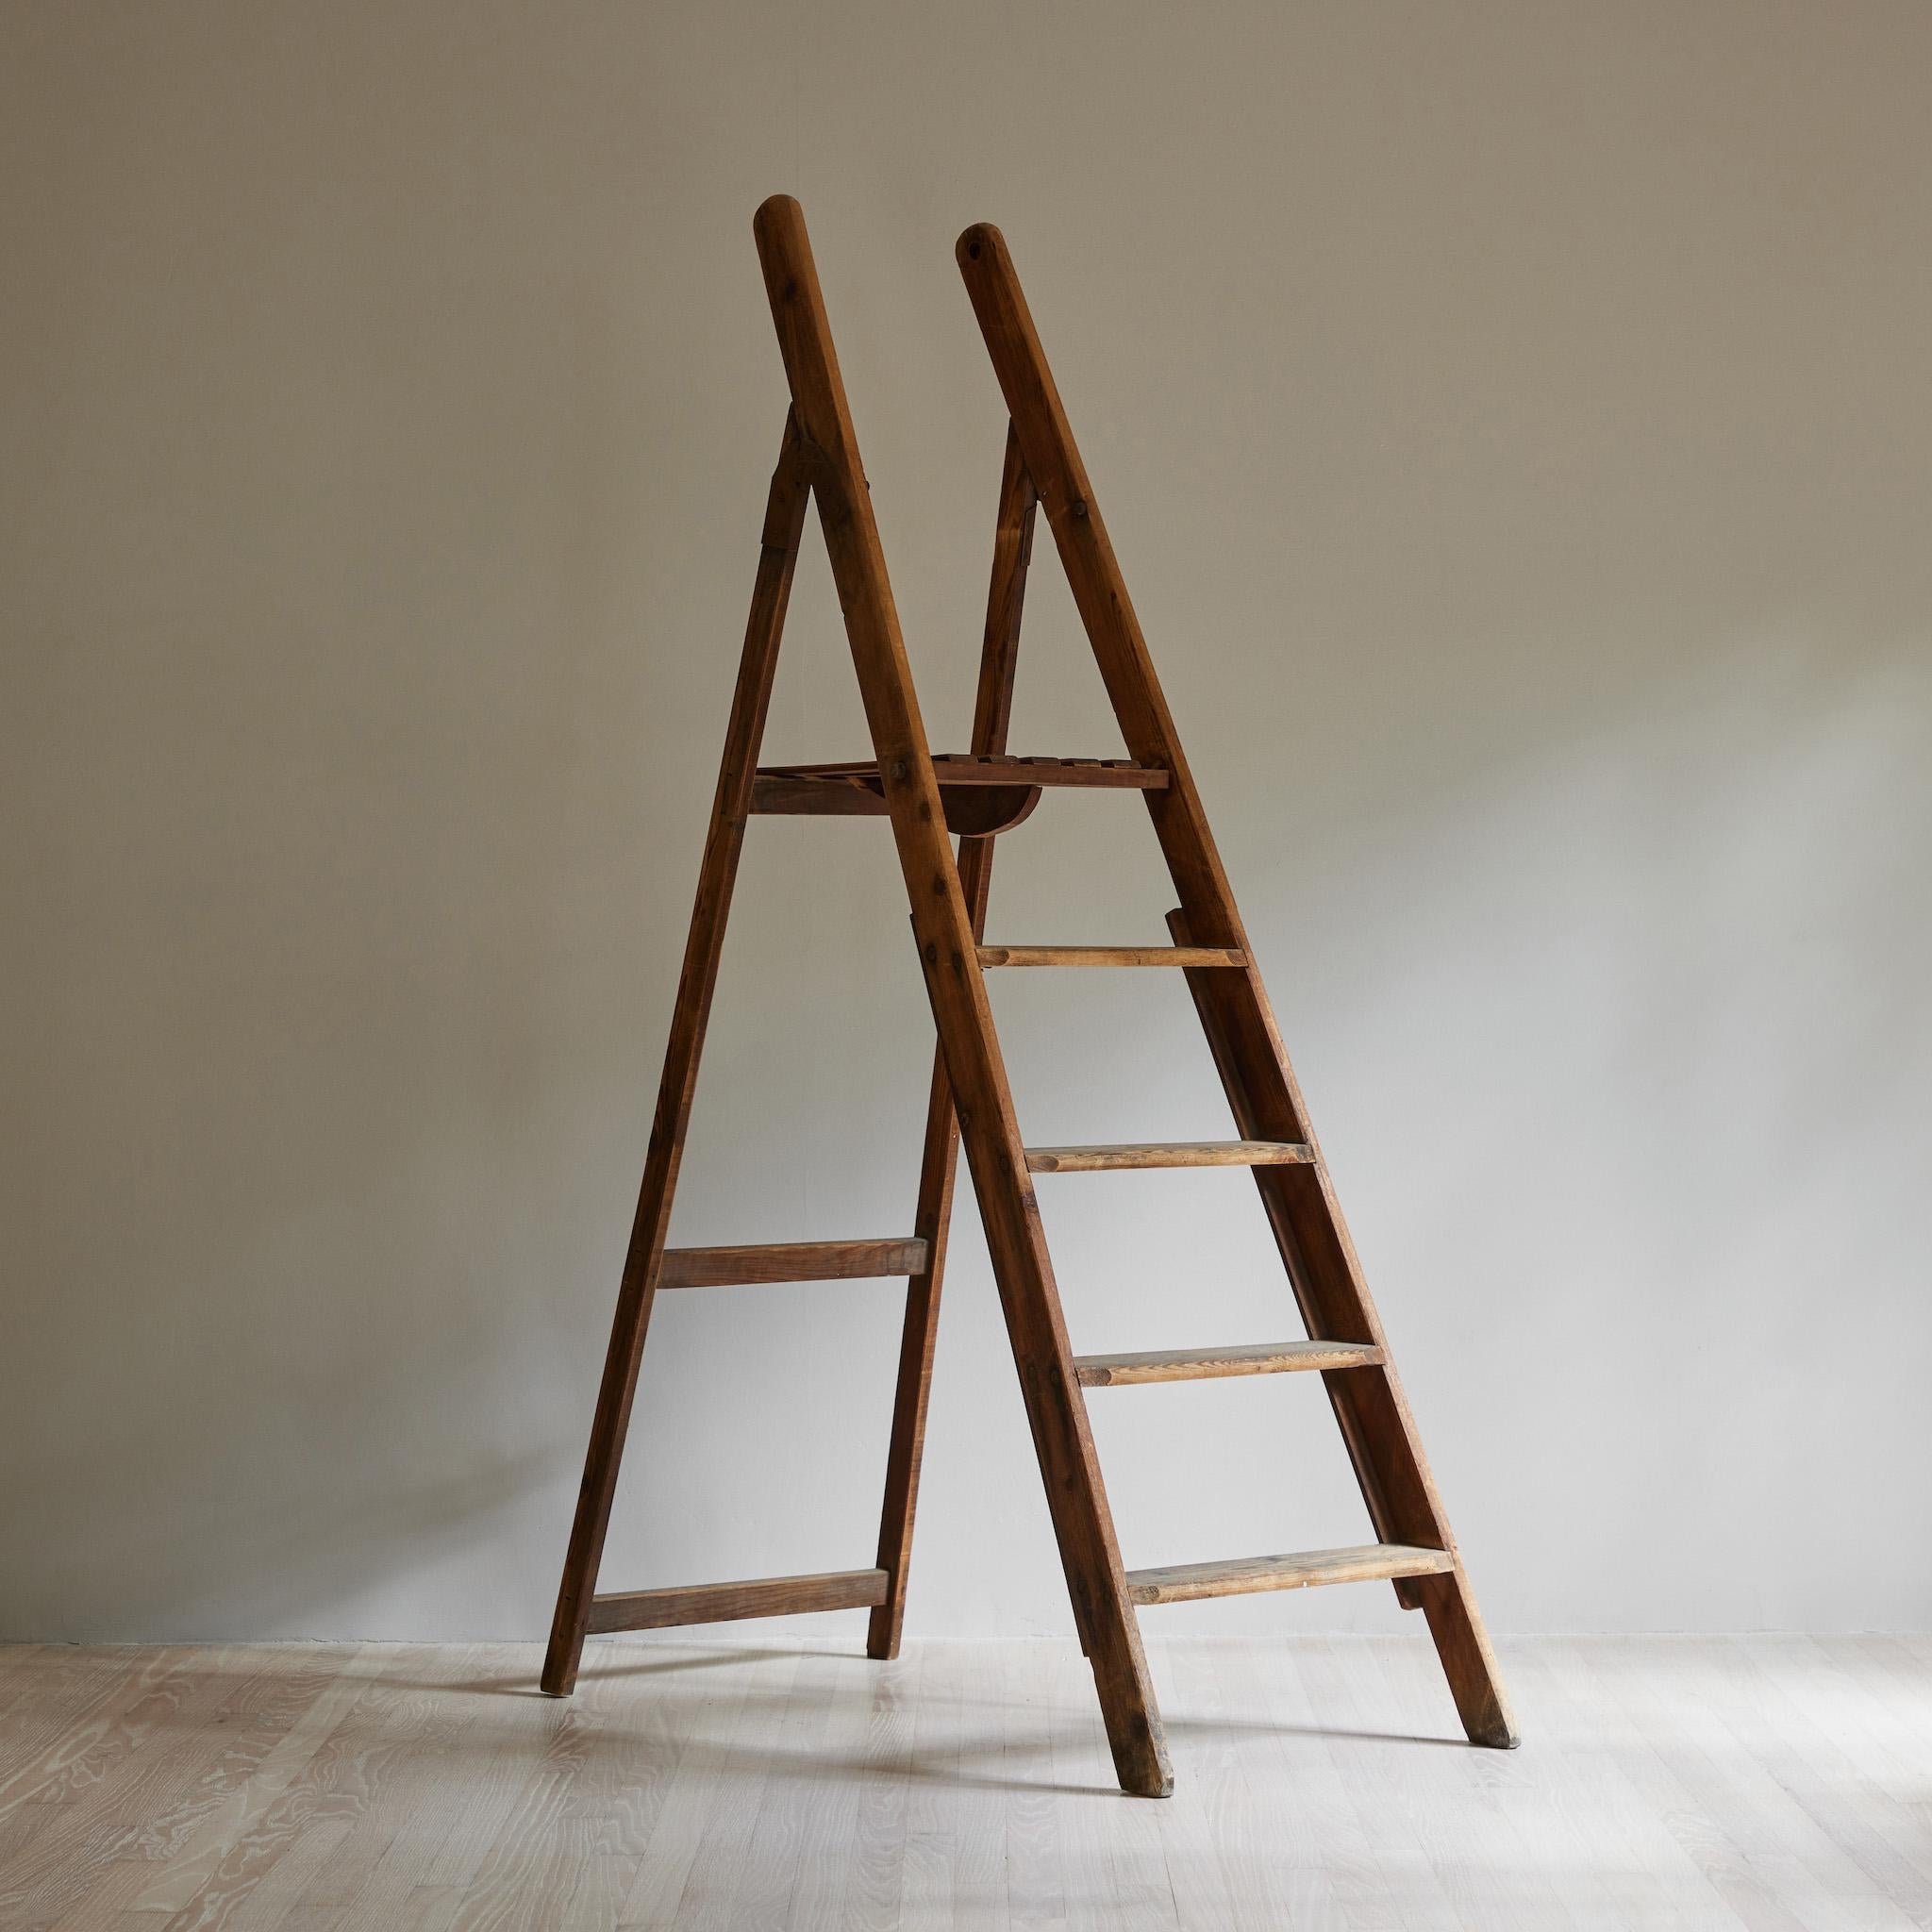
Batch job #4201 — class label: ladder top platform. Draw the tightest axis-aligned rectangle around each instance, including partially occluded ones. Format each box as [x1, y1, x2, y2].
[759, 754, 1169, 790]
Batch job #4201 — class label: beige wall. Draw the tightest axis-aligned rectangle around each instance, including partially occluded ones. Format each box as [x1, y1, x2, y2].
[5, 2, 1929, 1641]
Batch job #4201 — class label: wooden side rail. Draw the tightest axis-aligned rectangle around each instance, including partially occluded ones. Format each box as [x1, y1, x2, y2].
[755, 192, 1174, 1799]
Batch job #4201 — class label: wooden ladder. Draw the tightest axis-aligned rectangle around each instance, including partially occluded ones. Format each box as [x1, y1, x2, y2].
[541, 196, 1518, 1798]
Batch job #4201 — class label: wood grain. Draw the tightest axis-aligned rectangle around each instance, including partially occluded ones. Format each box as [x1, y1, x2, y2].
[5, 1639, 1912, 1931]
[657, 1237, 928, 1290]
[759, 754, 1166, 788]
[977, 944, 1244, 969]
[587, 1570, 889, 1634]
[1126, 1544, 1456, 1605]
[1024, 1141, 1314, 1174]
[751, 770, 1041, 837]
[1074, 1340, 1383, 1386]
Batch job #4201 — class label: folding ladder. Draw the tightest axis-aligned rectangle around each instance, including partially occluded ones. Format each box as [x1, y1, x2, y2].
[540, 196, 1517, 1797]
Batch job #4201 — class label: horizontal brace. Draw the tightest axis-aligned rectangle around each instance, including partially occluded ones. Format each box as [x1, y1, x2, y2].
[1126, 1544, 1455, 1607]
[1024, 1141, 1315, 1174]
[587, 1567, 890, 1634]
[1074, 1339, 1383, 1386]
[657, 1237, 929, 1290]
[977, 944, 1245, 969]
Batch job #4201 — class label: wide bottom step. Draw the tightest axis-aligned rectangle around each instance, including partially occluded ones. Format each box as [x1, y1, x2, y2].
[1126, 1543, 1454, 1606]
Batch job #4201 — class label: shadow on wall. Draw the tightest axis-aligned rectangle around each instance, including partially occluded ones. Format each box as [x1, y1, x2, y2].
[2, 2, 1928, 1640]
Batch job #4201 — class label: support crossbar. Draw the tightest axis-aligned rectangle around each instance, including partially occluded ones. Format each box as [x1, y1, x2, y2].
[587, 1567, 889, 1633]
[658, 1238, 929, 1289]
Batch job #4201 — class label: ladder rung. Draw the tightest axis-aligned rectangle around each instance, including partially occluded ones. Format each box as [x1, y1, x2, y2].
[1024, 1141, 1314, 1174]
[657, 1237, 928, 1290]
[1126, 1543, 1455, 1606]
[586, 1567, 889, 1634]
[977, 944, 1245, 969]
[1075, 1340, 1382, 1386]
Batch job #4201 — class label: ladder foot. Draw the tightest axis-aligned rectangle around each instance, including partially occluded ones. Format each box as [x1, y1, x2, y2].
[863, 1602, 903, 1660]
[1464, 1704, 1522, 1749]
[1111, 1740, 1175, 1799]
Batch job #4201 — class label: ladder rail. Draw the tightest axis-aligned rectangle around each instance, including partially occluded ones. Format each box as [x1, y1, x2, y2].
[868, 422, 1036, 1661]
[540, 412, 811, 1698]
[957, 221, 1518, 1752]
[753, 195, 1174, 1797]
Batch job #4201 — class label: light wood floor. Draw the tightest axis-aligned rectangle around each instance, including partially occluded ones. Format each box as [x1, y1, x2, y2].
[1, 1634, 1927, 1929]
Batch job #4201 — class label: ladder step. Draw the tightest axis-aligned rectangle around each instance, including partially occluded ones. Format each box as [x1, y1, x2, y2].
[752, 755, 1168, 836]
[587, 1567, 889, 1634]
[1075, 1339, 1383, 1386]
[658, 1237, 928, 1290]
[1126, 1543, 1455, 1606]
[978, 944, 1245, 969]
[1024, 1141, 1314, 1174]
[935, 753, 1168, 788]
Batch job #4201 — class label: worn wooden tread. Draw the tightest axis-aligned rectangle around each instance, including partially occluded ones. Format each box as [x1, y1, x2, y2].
[1024, 1141, 1315, 1174]
[1126, 1543, 1456, 1606]
[587, 1567, 889, 1633]
[978, 944, 1245, 969]
[657, 1237, 928, 1290]
[1074, 1339, 1383, 1386]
